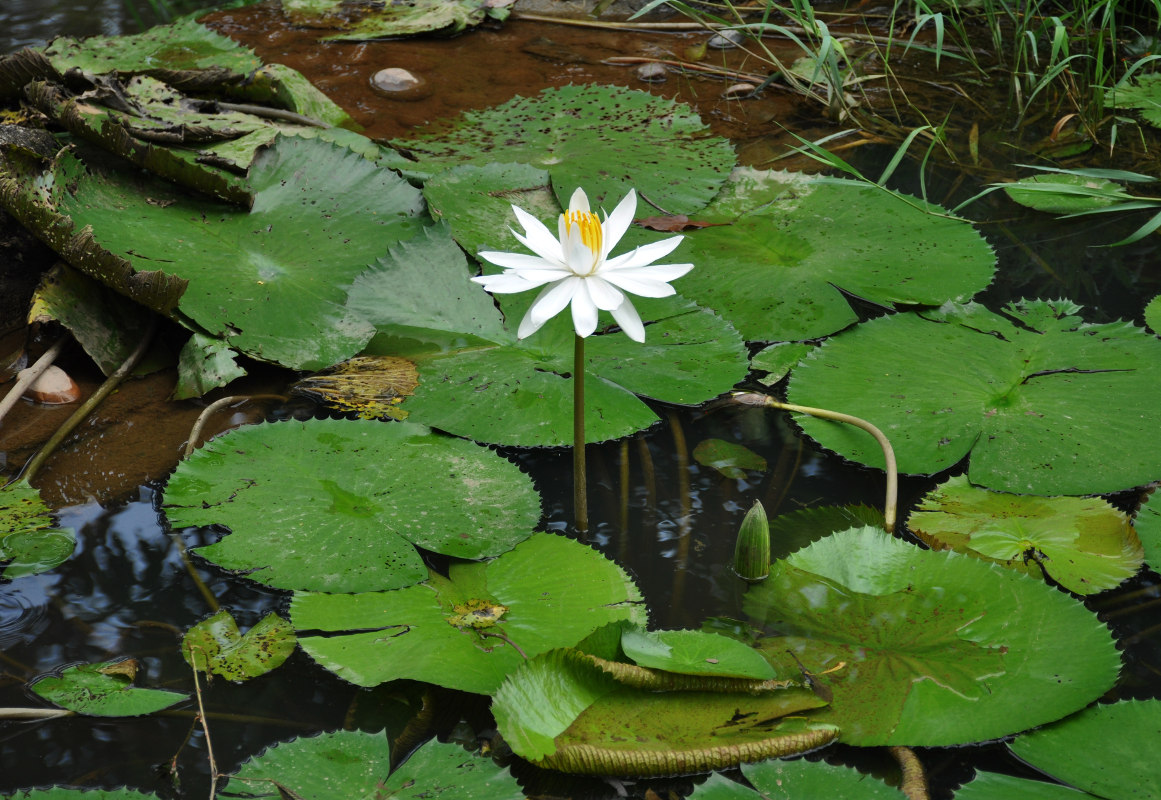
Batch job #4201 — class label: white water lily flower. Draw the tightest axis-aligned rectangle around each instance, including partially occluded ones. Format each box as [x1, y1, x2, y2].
[472, 187, 693, 343]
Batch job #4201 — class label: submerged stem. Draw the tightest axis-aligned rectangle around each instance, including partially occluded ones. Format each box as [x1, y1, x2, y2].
[574, 334, 588, 533]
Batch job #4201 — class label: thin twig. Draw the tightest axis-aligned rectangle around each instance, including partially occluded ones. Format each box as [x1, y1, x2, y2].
[214, 101, 328, 128]
[183, 394, 287, 458]
[187, 644, 219, 800]
[0, 707, 74, 719]
[0, 336, 68, 428]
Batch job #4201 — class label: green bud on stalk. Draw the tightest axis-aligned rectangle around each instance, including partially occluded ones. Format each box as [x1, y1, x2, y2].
[733, 500, 770, 582]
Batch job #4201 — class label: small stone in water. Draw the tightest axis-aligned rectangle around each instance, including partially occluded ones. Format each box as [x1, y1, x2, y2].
[723, 82, 756, 98]
[708, 29, 746, 49]
[19, 364, 79, 405]
[636, 62, 668, 83]
[369, 68, 431, 101]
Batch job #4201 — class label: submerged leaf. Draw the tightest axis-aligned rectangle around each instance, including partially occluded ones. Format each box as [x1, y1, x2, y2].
[163, 419, 540, 593]
[30, 660, 186, 716]
[0, 479, 75, 579]
[746, 527, 1121, 746]
[692, 439, 767, 479]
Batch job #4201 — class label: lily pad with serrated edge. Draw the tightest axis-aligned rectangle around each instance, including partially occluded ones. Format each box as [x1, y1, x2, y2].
[676, 168, 996, 341]
[2, 790, 163, 800]
[751, 341, 815, 385]
[174, 332, 247, 400]
[225, 731, 522, 800]
[393, 84, 736, 214]
[953, 771, 1100, 800]
[0, 479, 75, 580]
[688, 759, 904, 799]
[1009, 700, 1161, 800]
[1107, 73, 1161, 128]
[292, 533, 645, 694]
[908, 475, 1143, 594]
[492, 647, 836, 776]
[1146, 293, 1161, 334]
[163, 418, 540, 593]
[182, 610, 296, 682]
[30, 660, 186, 717]
[746, 526, 1121, 746]
[1135, 490, 1161, 571]
[48, 134, 426, 371]
[787, 300, 1161, 495]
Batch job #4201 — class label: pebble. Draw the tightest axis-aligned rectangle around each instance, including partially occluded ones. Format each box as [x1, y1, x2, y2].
[708, 29, 746, 49]
[723, 82, 756, 98]
[636, 62, 668, 83]
[19, 365, 80, 405]
[369, 68, 432, 101]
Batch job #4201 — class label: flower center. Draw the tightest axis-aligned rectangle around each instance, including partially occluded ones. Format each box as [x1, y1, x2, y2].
[563, 210, 603, 273]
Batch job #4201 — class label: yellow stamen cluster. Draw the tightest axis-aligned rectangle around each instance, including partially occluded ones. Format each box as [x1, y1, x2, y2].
[564, 209, 603, 255]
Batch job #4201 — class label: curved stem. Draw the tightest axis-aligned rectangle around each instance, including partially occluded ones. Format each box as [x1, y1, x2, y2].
[574, 334, 588, 533]
[733, 392, 897, 533]
[889, 745, 930, 800]
[0, 336, 67, 427]
[183, 394, 287, 458]
[23, 318, 156, 484]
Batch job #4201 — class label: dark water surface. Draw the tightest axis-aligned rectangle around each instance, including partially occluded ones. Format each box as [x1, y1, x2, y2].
[2, 3, 1161, 799]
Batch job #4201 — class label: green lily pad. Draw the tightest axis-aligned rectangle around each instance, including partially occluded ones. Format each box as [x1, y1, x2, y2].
[954, 771, 1100, 800]
[163, 419, 541, 593]
[291, 533, 646, 694]
[182, 610, 296, 681]
[282, 0, 511, 40]
[393, 84, 736, 214]
[787, 300, 1161, 495]
[1003, 173, 1127, 214]
[49, 134, 426, 370]
[0, 479, 75, 580]
[767, 505, 886, 561]
[689, 759, 903, 799]
[677, 168, 996, 341]
[692, 439, 768, 479]
[1135, 490, 1161, 571]
[1, 790, 162, 800]
[908, 475, 1143, 594]
[1009, 700, 1161, 800]
[173, 333, 247, 400]
[30, 660, 186, 717]
[751, 341, 815, 385]
[226, 732, 522, 799]
[746, 526, 1121, 746]
[620, 627, 778, 680]
[492, 648, 836, 776]
[1146, 293, 1161, 334]
[1107, 73, 1161, 128]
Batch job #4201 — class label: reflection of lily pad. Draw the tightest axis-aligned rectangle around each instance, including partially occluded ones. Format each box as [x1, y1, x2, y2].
[30, 660, 186, 717]
[291, 533, 645, 694]
[908, 475, 1143, 594]
[1009, 700, 1161, 800]
[746, 527, 1121, 746]
[0, 479, 75, 580]
[677, 168, 995, 341]
[163, 419, 540, 593]
[394, 84, 736, 214]
[787, 300, 1161, 495]
[692, 439, 768, 479]
[492, 648, 836, 775]
[690, 759, 903, 799]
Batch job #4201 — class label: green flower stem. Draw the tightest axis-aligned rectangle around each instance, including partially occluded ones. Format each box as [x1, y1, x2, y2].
[574, 333, 589, 532]
[733, 392, 898, 533]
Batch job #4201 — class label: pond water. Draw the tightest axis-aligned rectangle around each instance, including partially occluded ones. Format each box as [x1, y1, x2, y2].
[2, 2, 1161, 799]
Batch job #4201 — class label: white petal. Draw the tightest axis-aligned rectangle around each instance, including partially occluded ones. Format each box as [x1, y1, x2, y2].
[512, 207, 565, 263]
[472, 272, 545, 293]
[568, 187, 590, 214]
[570, 280, 600, 338]
[600, 189, 636, 258]
[477, 250, 560, 271]
[584, 276, 625, 310]
[565, 232, 596, 276]
[528, 277, 580, 327]
[610, 298, 645, 343]
[603, 261, 694, 289]
[602, 235, 684, 271]
[600, 272, 679, 298]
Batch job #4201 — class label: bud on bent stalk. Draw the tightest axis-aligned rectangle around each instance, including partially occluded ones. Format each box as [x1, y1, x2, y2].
[733, 500, 770, 582]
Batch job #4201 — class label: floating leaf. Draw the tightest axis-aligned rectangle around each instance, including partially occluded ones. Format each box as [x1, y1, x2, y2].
[908, 475, 1143, 594]
[0, 479, 75, 579]
[787, 300, 1161, 495]
[692, 439, 767, 479]
[676, 168, 995, 341]
[47, 134, 427, 371]
[767, 504, 885, 561]
[1009, 700, 1161, 800]
[394, 84, 736, 214]
[225, 731, 522, 799]
[182, 610, 296, 681]
[492, 648, 836, 776]
[1146, 293, 1161, 334]
[953, 771, 1099, 800]
[1003, 173, 1127, 214]
[746, 527, 1121, 746]
[282, 0, 511, 39]
[163, 419, 540, 593]
[290, 356, 417, 420]
[1, 789, 163, 800]
[620, 627, 777, 680]
[291, 533, 645, 694]
[688, 759, 903, 799]
[751, 342, 815, 385]
[173, 333, 246, 400]
[1135, 490, 1161, 571]
[30, 660, 186, 716]
[1107, 73, 1161, 128]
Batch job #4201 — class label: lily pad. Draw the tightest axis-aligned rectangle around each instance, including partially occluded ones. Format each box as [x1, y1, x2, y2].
[163, 418, 541, 593]
[174, 333, 247, 400]
[393, 84, 736, 214]
[746, 527, 1121, 746]
[1146, 293, 1161, 334]
[1107, 73, 1161, 128]
[0, 479, 75, 580]
[30, 660, 186, 716]
[1003, 173, 1127, 214]
[692, 439, 768, 479]
[787, 300, 1161, 495]
[689, 760, 903, 799]
[1009, 700, 1161, 800]
[225, 730, 523, 799]
[908, 475, 1143, 594]
[677, 168, 996, 341]
[282, 0, 512, 40]
[182, 610, 296, 681]
[954, 771, 1100, 800]
[1135, 490, 1161, 570]
[492, 648, 836, 776]
[751, 341, 815, 385]
[1, 790, 162, 800]
[291, 533, 646, 694]
[51, 134, 427, 370]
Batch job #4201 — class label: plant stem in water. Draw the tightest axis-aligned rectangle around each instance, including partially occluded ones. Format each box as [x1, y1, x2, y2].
[574, 333, 588, 532]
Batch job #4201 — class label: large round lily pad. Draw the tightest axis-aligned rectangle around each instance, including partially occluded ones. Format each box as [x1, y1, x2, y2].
[291, 533, 646, 694]
[163, 419, 540, 593]
[787, 300, 1161, 495]
[392, 84, 736, 214]
[676, 168, 996, 341]
[746, 527, 1121, 746]
[690, 759, 903, 799]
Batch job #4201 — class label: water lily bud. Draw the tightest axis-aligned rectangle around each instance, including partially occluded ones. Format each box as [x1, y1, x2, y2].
[733, 500, 770, 581]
